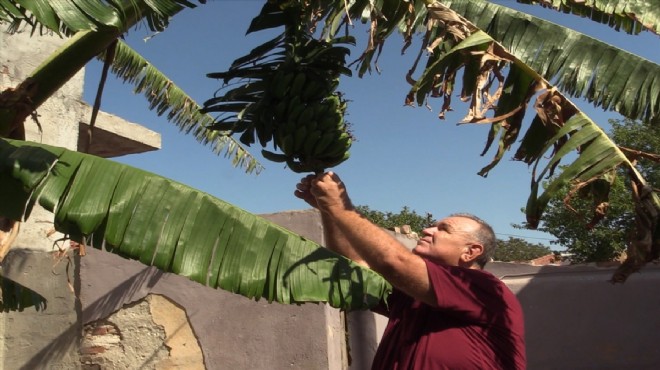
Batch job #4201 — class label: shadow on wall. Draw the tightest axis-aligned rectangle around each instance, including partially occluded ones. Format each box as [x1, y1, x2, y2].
[491, 262, 660, 370]
[347, 310, 379, 370]
[16, 260, 167, 369]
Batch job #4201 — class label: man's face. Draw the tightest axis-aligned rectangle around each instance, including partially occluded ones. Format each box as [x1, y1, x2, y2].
[413, 216, 481, 266]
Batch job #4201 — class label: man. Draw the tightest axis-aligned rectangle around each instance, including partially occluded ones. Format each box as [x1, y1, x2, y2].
[294, 172, 526, 369]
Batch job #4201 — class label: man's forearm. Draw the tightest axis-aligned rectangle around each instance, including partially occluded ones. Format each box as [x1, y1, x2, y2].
[326, 208, 413, 276]
[324, 207, 434, 304]
[321, 212, 369, 267]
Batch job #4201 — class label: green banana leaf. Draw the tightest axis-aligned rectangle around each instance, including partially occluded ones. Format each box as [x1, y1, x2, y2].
[316, 0, 659, 123]
[516, 0, 659, 35]
[439, 0, 659, 125]
[0, 138, 391, 310]
[0, 0, 202, 35]
[524, 112, 651, 227]
[0, 273, 47, 312]
[101, 40, 263, 173]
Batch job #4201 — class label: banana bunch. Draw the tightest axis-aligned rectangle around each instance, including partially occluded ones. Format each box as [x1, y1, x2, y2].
[260, 70, 353, 173]
[202, 4, 356, 173]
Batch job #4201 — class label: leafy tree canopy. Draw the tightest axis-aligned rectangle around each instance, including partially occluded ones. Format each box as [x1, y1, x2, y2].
[356, 205, 434, 235]
[494, 237, 552, 263]
[358, 205, 553, 263]
[527, 119, 660, 263]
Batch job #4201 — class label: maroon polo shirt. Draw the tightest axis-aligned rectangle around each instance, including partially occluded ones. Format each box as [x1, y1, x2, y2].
[371, 260, 526, 369]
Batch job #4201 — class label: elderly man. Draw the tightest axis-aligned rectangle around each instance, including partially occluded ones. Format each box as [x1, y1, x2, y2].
[295, 172, 526, 369]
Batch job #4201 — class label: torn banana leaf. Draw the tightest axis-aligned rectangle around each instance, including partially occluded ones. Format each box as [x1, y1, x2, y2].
[0, 139, 391, 311]
[516, 0, 659, 35]
[106, 41, 263, 175]
[525, 113, 637, 227]
[0, 0, 203, 36]
[434, 0, 660, 124]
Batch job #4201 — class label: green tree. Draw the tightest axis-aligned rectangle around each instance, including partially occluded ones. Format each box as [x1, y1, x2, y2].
[1, 0, 659, 311]
[494, 237, 552, 263]
[611, 119, 660, 187]
[533, 119, 659, 263]
[355, 206, 434, 235]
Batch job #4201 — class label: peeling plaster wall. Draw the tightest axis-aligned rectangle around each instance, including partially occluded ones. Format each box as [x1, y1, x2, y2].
[81, 299, 170, 369]
[80, 295, 204, 369]
[150, 294, 205, 369]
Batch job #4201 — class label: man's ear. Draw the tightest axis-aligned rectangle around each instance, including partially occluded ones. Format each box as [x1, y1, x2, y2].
[461, 243, 484, 263]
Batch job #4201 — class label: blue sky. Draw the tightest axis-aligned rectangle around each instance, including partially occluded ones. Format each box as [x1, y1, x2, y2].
[82, 1, 659, 248]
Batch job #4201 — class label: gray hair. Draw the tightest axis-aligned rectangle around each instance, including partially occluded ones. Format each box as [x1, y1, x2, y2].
[449, 213, 497, 269]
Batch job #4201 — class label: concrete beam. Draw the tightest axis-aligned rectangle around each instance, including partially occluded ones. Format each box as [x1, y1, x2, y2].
[77, 103, 161, 158]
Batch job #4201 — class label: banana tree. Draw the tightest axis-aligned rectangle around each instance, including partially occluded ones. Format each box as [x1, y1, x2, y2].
[204, 0, 659, 282]
[0, 0, 659, 313]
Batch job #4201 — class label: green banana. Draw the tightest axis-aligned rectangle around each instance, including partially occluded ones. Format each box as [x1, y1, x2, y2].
[287, 96, 304, 121]
[279, 119, 297, 139]
[302, 80, 326, 102]
[321, 132, 351, 159]
[318, 115, 341, 132]
[324, 95, 341, 112]
[289, 71, 307, 97]
[271, 70, 293, 100]
[261, 149, 289, 163]
[302, 130, 322, 158]
[329, 78, 340, 92]
[279, 133, 295, 156]
[312, 131, 337, 157]
[274, 99, 288, 121]
[323, 151, 351, 168]
[308, 119, 319, 134]
[316, 99, 331, 117]
[256, 109, 273, 147]
[297, 105, 316, 127]
[293, 125, 308, 154]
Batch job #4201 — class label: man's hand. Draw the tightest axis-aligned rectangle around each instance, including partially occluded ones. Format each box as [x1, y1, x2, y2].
[310, 172, 354, 215]
[294, 174, 319, 209]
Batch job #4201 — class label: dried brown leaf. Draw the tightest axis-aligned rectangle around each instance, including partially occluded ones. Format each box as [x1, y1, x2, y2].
[0, 218, 20, 262]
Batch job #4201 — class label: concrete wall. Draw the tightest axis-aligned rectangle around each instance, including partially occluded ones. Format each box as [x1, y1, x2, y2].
[0, 27, 158, 370]
[498, 263, 660, 369]
[78, 209, 345, 370]
[1, 27, 87, 370]
[0, 250, 81, 369]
